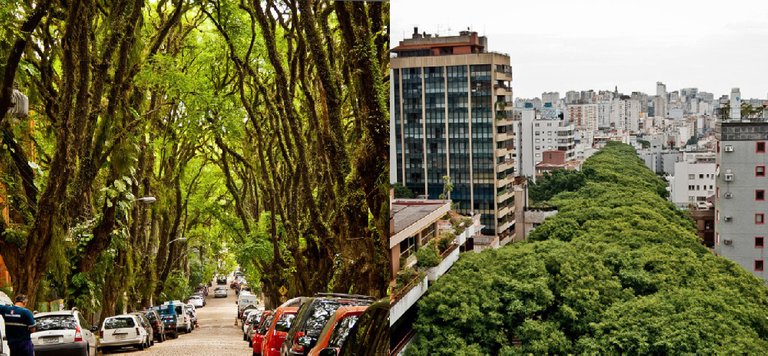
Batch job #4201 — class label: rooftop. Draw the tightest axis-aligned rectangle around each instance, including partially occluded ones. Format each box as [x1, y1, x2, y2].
[391, 199, 451, 236]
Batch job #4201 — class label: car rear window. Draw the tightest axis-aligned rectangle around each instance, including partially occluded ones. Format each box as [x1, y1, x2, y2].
[305, 300, 364, 337]
[37, 315, 77, 331]
[104, 317, 136, 329]
[328, 315, 360, 348]
[257, 313, 275, 334]
[145, 312, 157, 321]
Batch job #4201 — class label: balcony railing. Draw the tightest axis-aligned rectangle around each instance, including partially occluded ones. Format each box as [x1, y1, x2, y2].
[390, 275, 428, 326]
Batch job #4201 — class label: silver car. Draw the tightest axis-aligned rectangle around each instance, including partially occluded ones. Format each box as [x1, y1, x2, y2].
[31, 310, 99, 356]
[214, 287, 228, 298]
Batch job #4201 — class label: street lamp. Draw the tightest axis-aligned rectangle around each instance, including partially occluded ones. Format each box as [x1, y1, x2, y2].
[135, 196, 157, 204]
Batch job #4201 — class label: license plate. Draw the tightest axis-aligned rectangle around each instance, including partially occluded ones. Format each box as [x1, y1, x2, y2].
[42, 337, 59, 344]
[115, 334, 127, 340]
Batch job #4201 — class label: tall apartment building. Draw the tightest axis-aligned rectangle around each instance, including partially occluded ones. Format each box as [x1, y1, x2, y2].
[541, 92, 560, 109]
[391, 29, 516, 237]
[715, 89, 768, 280]
[515, 109, 576, 179]
[565, 103, 598, 131]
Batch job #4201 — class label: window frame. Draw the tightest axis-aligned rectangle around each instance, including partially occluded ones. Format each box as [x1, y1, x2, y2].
[756, 260, 764, 272]
[756, 213, 765, 225]
[757, 165, 766, 177]
[758, 141, 766, 153]
[758, 190, 766, 201]
[756, 236, 765, 248]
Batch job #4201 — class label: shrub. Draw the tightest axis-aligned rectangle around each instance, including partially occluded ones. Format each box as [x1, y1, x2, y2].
[415, 243, 441, 268]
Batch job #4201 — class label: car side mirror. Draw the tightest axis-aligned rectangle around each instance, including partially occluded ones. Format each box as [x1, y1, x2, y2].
[319, 348, 338, 356]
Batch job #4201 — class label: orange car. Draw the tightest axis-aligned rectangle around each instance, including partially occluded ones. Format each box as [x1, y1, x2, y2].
[251, 310, 274, 355]
[307, 306, 368, 356]
[261, 307, 298, 356]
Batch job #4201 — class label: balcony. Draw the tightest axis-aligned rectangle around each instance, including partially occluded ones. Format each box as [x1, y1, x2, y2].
[426, 245, 460, 282]
[498, 204, 512, 218]
[497, 188, 514, 203]
[498, 175, 514, 187]
[390, 274, 428, 327]
[496, 147, 512, 157]
[496, 131, 512, 142]
[497, 159, 514, 173]
[494, 85, 512, 97]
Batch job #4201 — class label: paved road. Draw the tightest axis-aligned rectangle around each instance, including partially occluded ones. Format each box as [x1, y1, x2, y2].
[104, 285, 254, 356]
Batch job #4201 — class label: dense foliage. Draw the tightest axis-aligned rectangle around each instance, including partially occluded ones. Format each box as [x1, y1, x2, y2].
[527, 169, 589, 203]
[0, 0, 388, 318]
[409, 142, 768, 354]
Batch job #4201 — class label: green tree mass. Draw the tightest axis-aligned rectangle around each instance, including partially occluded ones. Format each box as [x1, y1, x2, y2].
[409, 142, 768, 354]
[0, 0, 388, 318]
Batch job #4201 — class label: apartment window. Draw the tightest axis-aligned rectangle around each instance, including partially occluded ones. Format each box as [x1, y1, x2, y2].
[688, 185, 694, 191]
[756, 260, 764, 272]
[758, 142, 766, 153]
[758, 166, 766, 177]
[756, 237, 765, 248]
[758, 190, 765, 201]
[757, 213, 765, 224]
[699, 174, 704, 179]
[688, 174, 695, 180]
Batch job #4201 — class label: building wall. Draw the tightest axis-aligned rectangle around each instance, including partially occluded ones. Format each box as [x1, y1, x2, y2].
[392, 52, 515, 236]
[670, 160, 716, 206]
[716, 122, 768, 281]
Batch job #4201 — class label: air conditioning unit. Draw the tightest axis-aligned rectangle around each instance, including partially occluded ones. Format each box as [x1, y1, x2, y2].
[724, 192, 733, 199]
[724, 145, 734, 152]
[724, 216, 733, 222]
[723, 239, 733, 245]
[724, 173, 734, 182]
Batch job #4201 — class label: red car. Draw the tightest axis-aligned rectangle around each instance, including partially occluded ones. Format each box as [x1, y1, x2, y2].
[261, 307, 298, 356]
[308, 306, 368, 356]
[251, 310, 274, 355]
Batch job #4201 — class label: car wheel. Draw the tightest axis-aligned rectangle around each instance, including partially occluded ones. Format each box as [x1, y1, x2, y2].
[138, 341, 145, 350]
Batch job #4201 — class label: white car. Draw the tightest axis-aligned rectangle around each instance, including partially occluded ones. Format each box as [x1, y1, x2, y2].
[31, 309, 99, 356]
[99, 314, 151, 352]
[188, 295, 205, 308]
[162, 301, 192, 333]
[214, 287, 228, 298]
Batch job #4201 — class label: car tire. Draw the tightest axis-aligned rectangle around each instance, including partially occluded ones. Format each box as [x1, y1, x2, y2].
[138, 341, 145, 351]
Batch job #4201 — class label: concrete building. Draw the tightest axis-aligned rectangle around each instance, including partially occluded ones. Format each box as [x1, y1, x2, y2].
[542, 92, 560, 108]
[565, 103, 598, 131]
[391, 29, 516, 237]
[515, 109, 576, 180]
[669, 152, 716, 207]
[715, 120, 768, 281]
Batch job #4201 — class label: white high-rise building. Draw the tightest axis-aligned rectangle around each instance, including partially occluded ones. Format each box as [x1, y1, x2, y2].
[730, 88, 741, 120]
[516, 109, 575, 179]
[669, 152, 716, 207]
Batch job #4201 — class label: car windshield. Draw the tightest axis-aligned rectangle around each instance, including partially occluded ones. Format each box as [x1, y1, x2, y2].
[145, 312, 157, 321]
[328, 315, 360, 348]
[305, 301, 344, 337]
[257, 313, 275, 334]
[104, 317, 136, 329]
[36, 315, 77, 331]
[158, 305, 175, 316]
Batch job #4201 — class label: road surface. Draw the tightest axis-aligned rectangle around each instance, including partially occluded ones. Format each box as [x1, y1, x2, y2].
[104, 284, 254, 355]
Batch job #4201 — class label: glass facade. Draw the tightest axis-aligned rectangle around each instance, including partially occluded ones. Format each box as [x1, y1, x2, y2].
[394, 62, 508, 235]
[425, 66, 446, 198]
[401, 67, 424, 196]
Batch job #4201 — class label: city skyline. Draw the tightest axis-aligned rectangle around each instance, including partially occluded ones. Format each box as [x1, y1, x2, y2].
[391, 0, 768, 99]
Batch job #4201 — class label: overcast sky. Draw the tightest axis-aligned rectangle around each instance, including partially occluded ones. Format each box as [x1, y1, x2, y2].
[391, 0, 768, 100]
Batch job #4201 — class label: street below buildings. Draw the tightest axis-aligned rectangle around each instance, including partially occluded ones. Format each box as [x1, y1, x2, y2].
[102, 286, 253, 356]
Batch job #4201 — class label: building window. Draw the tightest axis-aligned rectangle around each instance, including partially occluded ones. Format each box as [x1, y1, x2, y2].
[756, 260, 764, 272]
[757, 166, 766, 177]
[758, 190, 765, 201]
[757, 213, 765, 224]
[756, 237, 765, 248]
[688, 174, 695, 180]
[758, 142, 766, 153]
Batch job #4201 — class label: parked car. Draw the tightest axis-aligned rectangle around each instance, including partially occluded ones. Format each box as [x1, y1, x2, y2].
[262, 307, 298, 356]
[98, 314, 151, 352]
[243, 311, 263, 344]
[186, 306, 198, 329]
[238, 293, 260, 318]
[216, 275, 227, 285]
[307, 306, 368, 356]
[281, 293, 375, 356]
[142, 308, 166, 343]
[162, 301, 193, 333]
[154, 305, 179, 339]
[251, 310, 274, 356]
[334, 299, 388, 356]
[231, 280, 240, 289]
[188, 295, 205, 308]
[31, 309, 99, 356]
[130, 312, 155, 347]
[214, 286, 228, 298]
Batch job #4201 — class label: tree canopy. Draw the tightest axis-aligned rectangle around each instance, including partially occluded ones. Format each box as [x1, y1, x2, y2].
[0, 0, 388, 319]
[409, 142, 768, 354]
